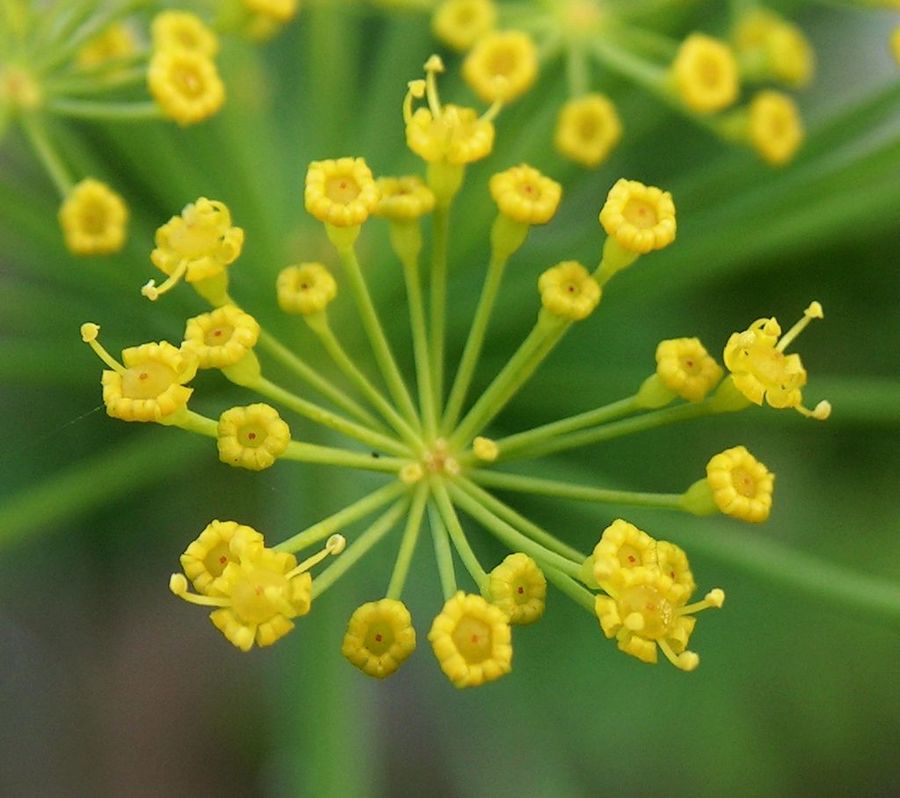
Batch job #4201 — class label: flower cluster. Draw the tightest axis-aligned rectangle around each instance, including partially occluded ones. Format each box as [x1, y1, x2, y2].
[81, 56, 830, 687]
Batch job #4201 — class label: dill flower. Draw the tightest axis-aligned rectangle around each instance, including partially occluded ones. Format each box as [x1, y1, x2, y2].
[152, 11, 220, 58]
[180, 520, 265, 595]
[671, 33, 740, 113]
[654, 337, 723, 402]
[77, 22, 138, 68]
[589, 518, 658, 587]
[304, 157, 380, 229]
[723, 301, 830, 419]
[554, 94, 622, 168]
[145, 198, 244, 300]
[732, 9, 815, 88]
[432, 0, 496, 52]
[748, 90, 805, 166]
[594, 567, 724, 670]
[486, 553, 546, 625]
[462, 30, 538, 103]
[148, 48, 225, 126]
[472, 436, 498, 462]
[705, 445, 775, 523]
[373, 176, 436, 222]
[182, 305, 261, 370]
[58, 178, 128, 256]
[429, 592, 513, 687]
[489, 164, 562, 225]
[277, 263, 339, 315]
[217, 404, 291, 471]
[341, 599, 417, 678]
[243, 0, 299, 24]
[538, 261, 601, 321]
[599, 179, 676, 254]
[81, 323, 197, 423]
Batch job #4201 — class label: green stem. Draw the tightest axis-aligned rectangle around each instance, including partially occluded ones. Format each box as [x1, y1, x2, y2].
[46, 99, 162, 122]
[398, 244, 439, 438]
[454, 477, 586, 563]
[252, 377, 410, 458]
[565, 43, 591, 97]
[468, 469, 685, 510]
[543, 565, 597, 613]
[255, 330, 381, 430]
[283, 442, 407, 474]
[442, 250, 512, 433]
[483, 396, 639, 463]
[19, 114, 73, 196]
[312, 499, 409, 599]
[431, 479, 488, 592]
[447, 481, 583, 579]
[334, 242, 420, 427]
[386, 483, 429, 600]
[429, 502, 457, 600]
[590, 37, 669, 94]
[429, 205, 450, 410]
[275, 480, 407, 553]
[45, 64, 149, 96]
[305, 313, 421, 449]
[450, 312, 566, 448]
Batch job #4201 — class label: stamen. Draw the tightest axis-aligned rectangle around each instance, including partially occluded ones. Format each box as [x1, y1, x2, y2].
[288, 533, 346, 577]
[679, 587, 725, 615]
[481, 96, 504, 123]
[141, 259, 188, 301]
[169, 573, 229, 607]
[796, 399, 831, 421]
[658, 638, 699, 671]
[424, 55, 445, 117]
[81, 323, 126, 374]
[776, 300, 823, 352]
[403, 79, 426, 125]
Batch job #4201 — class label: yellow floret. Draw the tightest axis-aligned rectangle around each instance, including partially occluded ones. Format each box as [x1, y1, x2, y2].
[487, 553, 546, 625]
[182, 304, 260, 369]
[428, 592, 512, 687]
[589, 518, 658, 588]
[554, 94, 622, 168]
[599, 179, 676, 254]
[538, 261, 601, 321]
[59, 178, 128, 256]
[705, 445, 775, 523]
[406, 104, 496, 165]
[489, 164, 562, 225]
[373, 176, 436, 222]
[304, 157, 380, 228]
[77, 22, 138, 68]
[242, 0, 298, 24]
[341, 599, 417, 678]
[152, 11, 219, 57]
[148, 48, 225, 126]
[732, 9, 814, 88]
[432, 0, 496, 52]
[671, 33, 740, 113]
[748, 90, 804, 166]
[655, 337, 723, 402]
[180, 520, 265, 595]
[217, 404, 291, 471]
[277, 262, 338, 315]
[462, 30, 538, 103]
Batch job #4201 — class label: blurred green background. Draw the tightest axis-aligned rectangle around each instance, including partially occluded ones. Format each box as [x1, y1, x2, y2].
[1, 2, 899, 796]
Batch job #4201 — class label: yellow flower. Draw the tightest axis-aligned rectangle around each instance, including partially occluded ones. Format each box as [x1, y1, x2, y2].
[373, 176, 436, 222]
[148, 48, 225, 126]
[145, 197, 244, 300]
[152, 11, 219, 57]
[599, 178, 677, 254]
[404, 58, 496, 166]
[705, 445, 775, 523]
[671, 33, 740, 113]
[429, 592, 512, 687]
[723, 301, 830, 418]
[554, 94, 622, 168]
[472, 436, 498, 462]
[81, 323, 197, 423]
[432, 0, 496, 52]
[170, 533, 345, 651]
[243, 0, 298, 24]
[589, 518, 657, 586]
[180, 519, 265, 594]
[655, 337, 723, 402]
[462, 30, 538, 103]
[304, 157, 380, 228]
[893, 26, 900, 65]
[58, 178, 128, 256]
[182, 305, 260, 369]
[217, 404, 291, 471]
[277, 262, 338, 315]
[487, 553, 546, 625]
[341, 598, 417, 678]
[748, 90, 804, 166]
[655, 540, 697, 596]
[538, 261, 601, 321]
[595, 566, 724, 670]
[77, 22, 138, 68]
[489, 164, 562, 225]
[732, 9, 814, 88]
